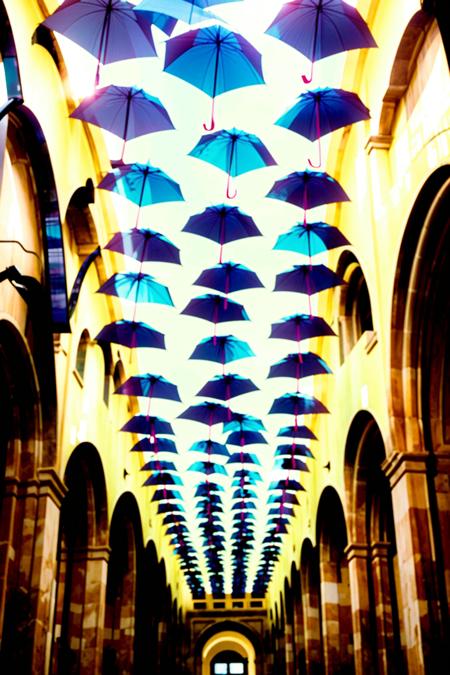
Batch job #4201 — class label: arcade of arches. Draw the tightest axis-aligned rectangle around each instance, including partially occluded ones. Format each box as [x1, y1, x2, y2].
[0, 1, 449, 673]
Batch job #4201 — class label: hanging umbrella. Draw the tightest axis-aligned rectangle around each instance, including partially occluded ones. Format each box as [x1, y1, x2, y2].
[265, 0, 377, 83]
[143, 472, 183, 486]
[151, 488, 182, 502]
[195, 482, 225, 496]
[270, 313, 336, 344]
[268, 351, 331, 380]
[114, 373, 181, 401]
[274, 264, 344, 313]
[131, 8, 177, 36]
[97, 161, 184, 226]
[135, 0, 217, 26]
[227, 452, 261, 466]
[194, 262, 263, 298]
[197, 373, 258, 401]
[269, 392, 329, 415]
[181, 294, 249, 332]
[277, 425, 317, 440]
[190, 334, 254, 365]
[226, 430, 267, 446]
[274, 457, 309, 472]
[233, 488, 257, 500]
[266, 169, 349, 214]
[275, 444, 314, 459]
[164, 24, 264, 131]
[70, 85, 174, 162]
[188, 461, 228, 476]
[120, 414, 174, 435]
[42, 0, 158, 87]
[182, 204, 262, 262]
[276, 87, 370, 166]
[223, 413, 266, 432]
[268, 492, 300, 505]
[105, 227, 181, 264]
[274, 221, 349, 259]
[232, 469, 261, 482]
[269, 478, 304, 492]
[97, 272, 174, 305]
[141, 459, 177, 472]
[189, 128, 276, 198]
[178, 401, 229, 425]
[130, 437, 178, 453]
[95, 319, 165, 349]
[189, 439, 229, 457]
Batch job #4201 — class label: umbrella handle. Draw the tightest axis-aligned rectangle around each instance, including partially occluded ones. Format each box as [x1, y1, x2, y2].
[301, 60, 314, 84]
[203, 98, 216, 132]
[226, 174, 237, 199]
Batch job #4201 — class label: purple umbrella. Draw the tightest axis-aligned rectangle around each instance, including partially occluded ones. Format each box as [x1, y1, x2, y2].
[181, 294, 249, 341]
[268, 492, 300, 505]
[268, 352, 331, 387]
[189, 439, 230, 457]
[274, 264, 344, 315]
[266, 169, 350, 218]
[275, 457, 309, 472]
[188, 461, 228, 476]
[197, 373, 258, 401]
[226, 430, 267, 446]
[270, 313, 336, 345]
[183, 204, 262, 262]
[152, 488, 182, 502]
[114, 373, 181, 402]
[164, 24, 264, 131]
[269, 478, 304, 492]
[97, 272, 174, 305]
[277, 424, 317, 440]
[178, 401, 229, 427]
[189, 128, 276, 198]
[189, 334, 254, 367]
[135, 0, 217, 26]
[142, 459, 177, 472]
[274, 221, 350, 261]
[42, 0, 158, 87]
[70, 86, 174, 162]
[105, 228, 181, 264]
[227, 452, 261, 466]
[275, 87, 370, 166]
[269, 392, 329, 416]
[266, 0, 377, 83]
[130, 437, 178, 453]
[95, 319, 165, 349]
[223, 413, 266, 432]
[275, 443, 314, 458]
[194, 262, 264, 302]
[143, 472, 183, 486]
[121, 414, 174, 435]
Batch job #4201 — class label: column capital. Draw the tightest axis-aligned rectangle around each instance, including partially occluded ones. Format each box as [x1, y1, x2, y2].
[38, 467, 67, 507]
[382, 451, 429, 488]
[344, 542, 370, 563]
[370, 541, 391, 560]
[365, 134, 393, 154]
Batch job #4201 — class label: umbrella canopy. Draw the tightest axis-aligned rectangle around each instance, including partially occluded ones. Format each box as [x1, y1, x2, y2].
[70, 85, 174, 161]
[105, 228, 181, 264]
[274, 263, 344, 298]
[194, 261, 263, 294]
[197, 373, 258, 401]
[269, 392, 329, 416]
[135, 0, 217, 25]
[189, 128, 276, 198]
[42, 0, 158, 86]
[223, 413, 266, 432]
[120, 414, 174, 435]
[189, 335, 254, 365]
[266, 169, 349, 211]
[189, 439, 230, 457]
[277, 425, 317, 440]
[269, 478, 304, 492]
[141, 459, 177, 472]
[270, 313, 336, 343]
[178, 401, 229, 425]
[268, 351, 331, 380]
[164, 24, 264, 130]
[274, 457, 309, 472]
[274, 221, 349, 258]
[265, 0, 376, 83]
[226, 430, 267, 446]
[268, 492, 300, 505]
[131, 8, 177, 35]
[114, 373, 181, 401]
[130, 437, 178, 453]
[97, 272, 174, 305]
[275, 444, 314, 459]
[183, 204, 262, 262]
[181, 294, 249, 324]
[227, 452, 261, 466]
[143, 472, 183, 486]
[95, 320, 165, 349]
[152, 488, 182, 502]
[188, 461, 228, 476]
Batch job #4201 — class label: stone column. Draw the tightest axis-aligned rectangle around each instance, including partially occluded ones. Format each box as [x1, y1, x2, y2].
[284, 621, 294, 675]
[301, 577, 322, 674]
[346, 543, 375, 675]
[80, 545, 109, 674]
[0, 476, 19, 642]
[433, 453, 450, 607]
[384, 452, 442, 673]
[292, 596, 306, 673]
[319, 559, 340, 674]
[370, 542, 401, 674]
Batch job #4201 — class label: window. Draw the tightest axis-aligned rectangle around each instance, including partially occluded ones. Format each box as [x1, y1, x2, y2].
[336, 252, 374, 361]
[75, 330, 89, 381]
[100, 343, 113, 405]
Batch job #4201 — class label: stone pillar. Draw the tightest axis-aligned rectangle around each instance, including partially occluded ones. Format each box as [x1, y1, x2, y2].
[319, 559, 340, 674]
[284, 621, 294, 675]
[370, 542, 401, 674]
[301, 577, 322, 674]
[292, 597, 306, 673]
[0, 476, 19, 642]
[433, 453, 450, 607]
[346, 543, 375, 675]
[384, 452, 442, 673]
[80, 545, 109, 674]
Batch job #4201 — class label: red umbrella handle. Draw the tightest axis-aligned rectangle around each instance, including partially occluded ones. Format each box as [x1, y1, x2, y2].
[226, 173, 237, 199]
[301, 61, 314, 85]
[203, 97, 216, 132]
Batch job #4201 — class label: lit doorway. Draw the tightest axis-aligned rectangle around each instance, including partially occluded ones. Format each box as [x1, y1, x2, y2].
[211, 650, 248, 674]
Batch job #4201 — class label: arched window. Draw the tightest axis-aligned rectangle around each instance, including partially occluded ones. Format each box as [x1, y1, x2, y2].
[75, 329, 89, 381]
[337, 252, 374, 361]
[100, 343, 112, 405]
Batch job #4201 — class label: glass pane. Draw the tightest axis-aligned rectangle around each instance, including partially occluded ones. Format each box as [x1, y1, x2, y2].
[230, 665, 244, 674]
[214, 665, 227, 674]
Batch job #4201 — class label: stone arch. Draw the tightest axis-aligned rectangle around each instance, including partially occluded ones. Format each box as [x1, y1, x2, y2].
[103, 492, 142, 674]
[300, 538, 323, 674]
[336, 251, 374, 361]
[316, 488, 354, 674]
[51, 443, 109, 674]
[195, 620, 262, 675]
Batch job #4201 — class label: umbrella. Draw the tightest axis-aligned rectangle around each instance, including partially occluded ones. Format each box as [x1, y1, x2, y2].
[268, 351, 331, 381]
[135, 0, 217, 26]
[152, 488, 182, 502]
[189, 439, 229, 457]
[268, 492, 300, 505]
[181, 294, 249, 334]
[269, 478, 304, 492]
[188, 461, 228, 476]
[274, 221, 349, 259]
[95, 319, 165, 349]
[114, 373, 181, 401]
[227, 452, 261, 466]
[194, 262, 263, 299]
[42, 0, 158, 87]
[131, 9, 177, 36]
[189, 128, 276, 198]
[269, 392, 329, 416]
[197, 373, 258, 401]
[277, 425, 317, 440]
[120, 414, 174, 435]
[270, 313, 336, 344]
[70, 85, 174, 161]
[178, 401, 229, 426]
[276, 87, 370, 166]
[141, 459, 177, 472]
[97, 162, 184, 226]
[266, 169, 349, 215]
[143, 472, 183, 486]
[274, 264, 344, 314]
[97, 272, 173, 305]
[190, 334, 254, 366]
[274, 457, 309, 472]
[275, 444, 314, 459]
[223, 413, 266, 432]
[195, 482, 224, 496]
[233, 488, 257, 500]
[226, 431, 267, 446]
[182, 204, 262, 262]
[164, 24, 264, 131]
[130, 437, 178, 453]
[105, 228, 181, 264]
[265, 0, 377, 83]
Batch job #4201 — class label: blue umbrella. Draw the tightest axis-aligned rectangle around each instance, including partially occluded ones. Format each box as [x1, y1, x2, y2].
[269, 478, 304, 492]
[277, 425, 317, 440]
[70, 85, 174, 162]
[275, 457, 309, 471]
[141, 459, 177, 472]
[120, 414, 174, 435]
[42, 0, 158, 87]
[268, 351, 331, 381]
[275, 87, 370, 166]
[275, 444, 314, 459]
[265, 0, 377, 83]
[188, 461, 228, 476]
[181, 294, 249, 336]
[105, 227, 181, 264]
[226, 430, 267, 446]
[269, 392, 329, 416]
[268, 492, 300, 505]
[266, 169, 349, 213]
[131, 437, 178, 453]
[135, 0, 217, 26]
[178, 401, 229, 426]
[143, 472, 183, 486]
[233, 488, 257, 500]
[189, 439, 229, 458]
[152, 488, 182, 502]
[97, 272, 173, 305]
[270, 313, 336, 344]
[195, 482, 225, 496]
[197, 373, 258, 401]
[274, 221, 349, 259]
[227, 452, 261, 466]
[164, 24, 264, 130]
[223, 413, 266, 432]
[95, 319, 165, 349]
[189, 128, 276, 198]
[194, 262, 263, 299]
[189, 334, 254, 366]
[97, 161, 184, 226]
[131, 8, 177, 36]
[183, 204, 262, 262]
[114, 373, 181, 401]
[274, 264, 344, 315]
